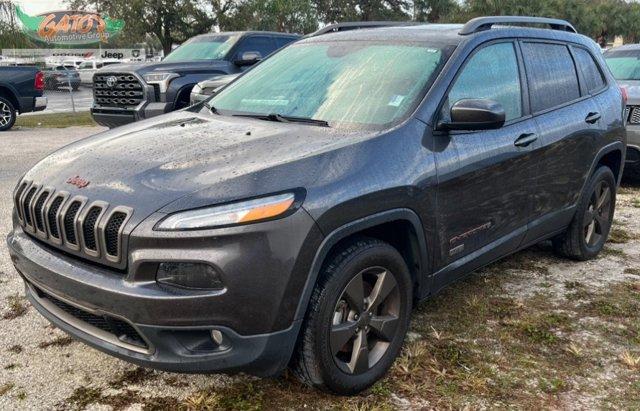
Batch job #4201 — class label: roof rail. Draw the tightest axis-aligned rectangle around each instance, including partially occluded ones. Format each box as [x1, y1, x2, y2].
[459, 16, 577, 35]
[308, 21, 419, 37]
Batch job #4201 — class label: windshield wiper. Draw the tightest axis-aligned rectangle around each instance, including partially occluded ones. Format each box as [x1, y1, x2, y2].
[233, 113, 330, 127]
[207, 104, 219, 115]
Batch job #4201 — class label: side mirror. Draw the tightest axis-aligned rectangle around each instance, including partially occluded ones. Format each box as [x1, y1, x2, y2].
[439, 99, 506, 131]
[234, 51, 262, 66]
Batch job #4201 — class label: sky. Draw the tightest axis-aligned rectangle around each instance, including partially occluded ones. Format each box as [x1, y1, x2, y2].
[12, 0, 69, 14]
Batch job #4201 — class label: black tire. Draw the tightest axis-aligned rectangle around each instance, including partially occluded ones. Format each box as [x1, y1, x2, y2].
[292, 237, 413, 395]
[72, 86, 79, 92]
[553, 166, 616, 260]
[0, 96, 17, 132]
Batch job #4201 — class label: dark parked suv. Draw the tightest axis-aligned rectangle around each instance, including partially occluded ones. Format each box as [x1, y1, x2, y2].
[8, 17, 626, 394]
[90, 31, 299, 128]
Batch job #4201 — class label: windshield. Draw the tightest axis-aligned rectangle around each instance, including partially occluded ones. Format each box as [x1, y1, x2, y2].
[604, 49, 640, 80]
[164, 35, 240, 62]
[208, 40, 449, 129]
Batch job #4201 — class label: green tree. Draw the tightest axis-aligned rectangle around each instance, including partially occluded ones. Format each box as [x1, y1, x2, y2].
[413, 0, 459, 22]
[0, 1, 36, 49]
[221, 0, 318, 33]
[68, 0, 216, 54]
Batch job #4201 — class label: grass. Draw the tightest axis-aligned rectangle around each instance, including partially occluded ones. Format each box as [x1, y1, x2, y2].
[2, 294, 27, 320]
[38, 336, 74, 349]
[0, 382, 14, 396]
[15, 112, 96, 129]
[63, 386, 180, 411]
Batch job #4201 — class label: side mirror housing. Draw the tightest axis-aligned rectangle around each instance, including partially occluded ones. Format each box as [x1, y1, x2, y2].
[234, 51, 262, 66]
[439, 99, 506, 131]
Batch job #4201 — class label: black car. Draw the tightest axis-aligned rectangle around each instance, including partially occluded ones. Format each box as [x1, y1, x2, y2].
[8, 17, 626, 394]
[90, 31, 300, 128]
[0, 66, 47, 131]
[42, 65, 81, 91]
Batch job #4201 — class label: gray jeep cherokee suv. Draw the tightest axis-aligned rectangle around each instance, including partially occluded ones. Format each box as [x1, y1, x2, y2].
[8, 17, 626, 394]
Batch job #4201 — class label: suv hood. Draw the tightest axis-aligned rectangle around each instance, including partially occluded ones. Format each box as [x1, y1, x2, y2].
[98, 60, 230, 76]
[22, 110, 369, 223]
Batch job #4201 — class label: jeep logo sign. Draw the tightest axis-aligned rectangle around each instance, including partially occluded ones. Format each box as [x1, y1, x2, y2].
[101, 51, 124, 59]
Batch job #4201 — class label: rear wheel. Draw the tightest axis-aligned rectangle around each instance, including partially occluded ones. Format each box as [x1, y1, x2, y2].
[0, 96, 16, 132]
[292, 237, 412, 395]
[553, 166, 616, 260]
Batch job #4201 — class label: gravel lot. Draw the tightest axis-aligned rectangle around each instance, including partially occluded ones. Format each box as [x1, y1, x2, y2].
[0, 126, 639, 410]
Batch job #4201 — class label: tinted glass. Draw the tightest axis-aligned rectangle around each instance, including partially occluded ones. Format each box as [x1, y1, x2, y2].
[604, 49, 640, 80]
[574, 48, 605, 93]
[164, 35, 240, 62]
[210, 41, 449, 129]
[447, 42, 522, 121]
[234, 36, 276, 59]
[522, 43, 580, 112]
[274, 36, 297, 49]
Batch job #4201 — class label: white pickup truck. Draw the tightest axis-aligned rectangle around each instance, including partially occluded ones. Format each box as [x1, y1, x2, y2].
[77, 60, 120, 84]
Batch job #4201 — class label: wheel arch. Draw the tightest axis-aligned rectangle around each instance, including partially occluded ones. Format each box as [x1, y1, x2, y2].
[293, 208, 429, 323]
[0, 84, 20, 112]
[587, 142, 625, 188]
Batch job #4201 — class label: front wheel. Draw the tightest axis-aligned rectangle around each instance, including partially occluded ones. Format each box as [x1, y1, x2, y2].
[292, 237, 412, 395]
[553, 166, 616, 260]
[0, 96, 16, 131]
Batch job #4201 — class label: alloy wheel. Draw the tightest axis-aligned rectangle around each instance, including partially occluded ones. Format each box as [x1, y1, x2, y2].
[0, 101, 12, 127]
[330, 267, 400, 375]
[584, 180, 612, 247]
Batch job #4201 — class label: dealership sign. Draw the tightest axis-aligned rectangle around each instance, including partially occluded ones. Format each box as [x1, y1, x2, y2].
[16, 6, 125, 45]
[2, 49, 143, 60]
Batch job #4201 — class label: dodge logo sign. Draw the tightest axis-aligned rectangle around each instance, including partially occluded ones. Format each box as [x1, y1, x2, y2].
[106, 75, 118, 88]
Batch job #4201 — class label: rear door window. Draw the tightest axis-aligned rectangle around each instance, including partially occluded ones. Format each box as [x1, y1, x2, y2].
[573, 47, 606, 93]
[447, 42, 523, 121]
[521, 42, 580, 113]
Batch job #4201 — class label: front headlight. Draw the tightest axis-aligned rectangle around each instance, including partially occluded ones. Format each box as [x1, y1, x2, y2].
[143, 72, 179, 93]
[191, 83, 203, 94]
[155, 193, 297, 231]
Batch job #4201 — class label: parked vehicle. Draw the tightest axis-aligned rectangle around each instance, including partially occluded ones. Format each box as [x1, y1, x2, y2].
[9, 17, 626, 394]
[190, 74, 239, 105]
[604, 45, 640, 179]
[0, 66, 46, 131]
[43, 66, 81, 91]
[90, 31, 300, 128]
[77, 60, 120, 84]
[187, 22, 416, 106]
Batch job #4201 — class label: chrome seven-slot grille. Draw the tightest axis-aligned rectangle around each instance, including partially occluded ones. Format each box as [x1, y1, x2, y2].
[94, 73, 144, 108]
[626, 105, 640, 125]
[13, 181, 132, 265]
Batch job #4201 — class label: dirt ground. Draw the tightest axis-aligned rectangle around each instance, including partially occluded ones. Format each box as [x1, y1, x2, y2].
[0, 127, 639, 410]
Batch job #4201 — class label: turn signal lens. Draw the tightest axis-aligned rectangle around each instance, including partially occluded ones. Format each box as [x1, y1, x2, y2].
[156, 193, 296, 231]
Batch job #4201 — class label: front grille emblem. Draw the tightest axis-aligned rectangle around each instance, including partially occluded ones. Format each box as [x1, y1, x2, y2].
[66, 176, 90, 189]
[106, 75, 118, 88]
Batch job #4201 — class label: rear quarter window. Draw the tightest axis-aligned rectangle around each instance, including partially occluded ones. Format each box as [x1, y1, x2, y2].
[522, 42, 580, 113]
[573, 47, 606, 93]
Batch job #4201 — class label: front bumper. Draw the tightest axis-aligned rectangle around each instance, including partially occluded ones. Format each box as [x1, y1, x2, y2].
[91, 102, 173, 128]
[7, 208, 323, 375]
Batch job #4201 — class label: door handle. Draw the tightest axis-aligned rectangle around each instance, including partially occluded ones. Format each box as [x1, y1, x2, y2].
[585, 112, 601, 124]
[514, 133, 538, 147]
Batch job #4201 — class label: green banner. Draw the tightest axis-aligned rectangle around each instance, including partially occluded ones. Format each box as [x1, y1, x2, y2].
[16, 6, 124, 45]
